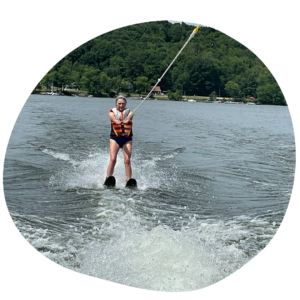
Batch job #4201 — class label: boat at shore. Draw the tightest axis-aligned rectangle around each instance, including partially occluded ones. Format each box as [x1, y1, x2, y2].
[224, 101, 243, 104]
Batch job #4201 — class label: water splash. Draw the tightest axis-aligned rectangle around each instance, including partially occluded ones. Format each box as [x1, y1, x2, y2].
[46, 147, 178, 191]
[78, 213, 248, 291]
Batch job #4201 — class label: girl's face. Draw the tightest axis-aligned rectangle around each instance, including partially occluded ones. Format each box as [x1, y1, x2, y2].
[116, 99, 127, 111]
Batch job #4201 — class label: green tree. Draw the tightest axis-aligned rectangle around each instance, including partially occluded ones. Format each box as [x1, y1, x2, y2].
[225, 81, 240, 99]
[256, 67, 286, 105]
[124, 51, 145, 81]
[109, 76, 122, 94]
[119, 78, 131, 94]
[184, 56, 216, 95]
[99, 72, 110, 93]
[168, 90, 182, 101]
[56, 60, 74, 90]
[41, 70, 57, 90]
[79, 66, 100, 94]
[209, 91, 217, 100]
[134, 76, 149, 93]
[240, 69, 259, 98]
[257, 84, 286, 105]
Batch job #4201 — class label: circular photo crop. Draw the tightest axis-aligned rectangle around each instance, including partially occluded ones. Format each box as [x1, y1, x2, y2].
[3, 20, 295, 292]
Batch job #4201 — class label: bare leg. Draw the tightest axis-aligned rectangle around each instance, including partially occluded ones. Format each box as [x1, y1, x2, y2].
[122, 141, 133, 181]
[106, 139, 120, 177]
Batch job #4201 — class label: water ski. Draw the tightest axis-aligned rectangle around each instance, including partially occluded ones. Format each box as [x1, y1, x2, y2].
[104, 176, 116, 187]
[125, 178, 137, 188]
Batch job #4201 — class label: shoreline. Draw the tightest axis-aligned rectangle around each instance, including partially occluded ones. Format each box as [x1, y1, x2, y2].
[31, 93, 268, 105]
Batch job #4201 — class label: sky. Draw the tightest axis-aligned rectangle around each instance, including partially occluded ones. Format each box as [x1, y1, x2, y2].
[169, 20, 199, 26]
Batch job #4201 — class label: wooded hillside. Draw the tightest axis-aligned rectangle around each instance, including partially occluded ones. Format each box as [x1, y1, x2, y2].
[38, 21, 286, 105]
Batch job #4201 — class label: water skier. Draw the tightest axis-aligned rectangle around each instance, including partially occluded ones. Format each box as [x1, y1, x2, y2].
[105, 95, 134, 186]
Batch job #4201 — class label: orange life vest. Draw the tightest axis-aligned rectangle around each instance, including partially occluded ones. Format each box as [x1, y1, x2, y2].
[110, 108, 133, 137]
[111, 122, 132, 137]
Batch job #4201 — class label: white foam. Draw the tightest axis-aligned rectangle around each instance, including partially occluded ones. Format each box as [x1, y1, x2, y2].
[42, 148, 76, 164]
[12, 208, 279, 292]
[78, 214, 248, 292]
[48, 148, 176, 190]
[37, 147, 281, 291]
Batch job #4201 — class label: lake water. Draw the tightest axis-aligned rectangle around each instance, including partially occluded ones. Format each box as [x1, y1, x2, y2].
[3, 95, 295, 291]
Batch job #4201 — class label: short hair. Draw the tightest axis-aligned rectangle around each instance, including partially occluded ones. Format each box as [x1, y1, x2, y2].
[116, 94, 127, 103]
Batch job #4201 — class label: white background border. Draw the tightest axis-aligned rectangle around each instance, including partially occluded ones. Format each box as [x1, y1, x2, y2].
[1, 1, 299, 299]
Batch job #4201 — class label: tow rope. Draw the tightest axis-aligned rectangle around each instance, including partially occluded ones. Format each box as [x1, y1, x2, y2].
[133, 24, 201, 113]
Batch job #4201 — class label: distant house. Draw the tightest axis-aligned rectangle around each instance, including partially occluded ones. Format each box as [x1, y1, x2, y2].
[147, 86, 162, 95]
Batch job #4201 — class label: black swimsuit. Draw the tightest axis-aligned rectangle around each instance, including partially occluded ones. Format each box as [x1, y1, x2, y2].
[110, 136, 132, 148]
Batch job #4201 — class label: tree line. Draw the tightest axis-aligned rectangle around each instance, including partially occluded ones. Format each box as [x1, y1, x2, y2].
[37, 21, 286, 105]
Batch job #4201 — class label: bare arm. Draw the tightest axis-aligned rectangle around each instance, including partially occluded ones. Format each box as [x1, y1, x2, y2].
[109, 112, 121, 124]
[123, 111, 134, 123]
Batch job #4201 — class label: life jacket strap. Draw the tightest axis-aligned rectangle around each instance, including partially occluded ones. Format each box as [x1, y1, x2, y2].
[112, 122, 132, 137]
